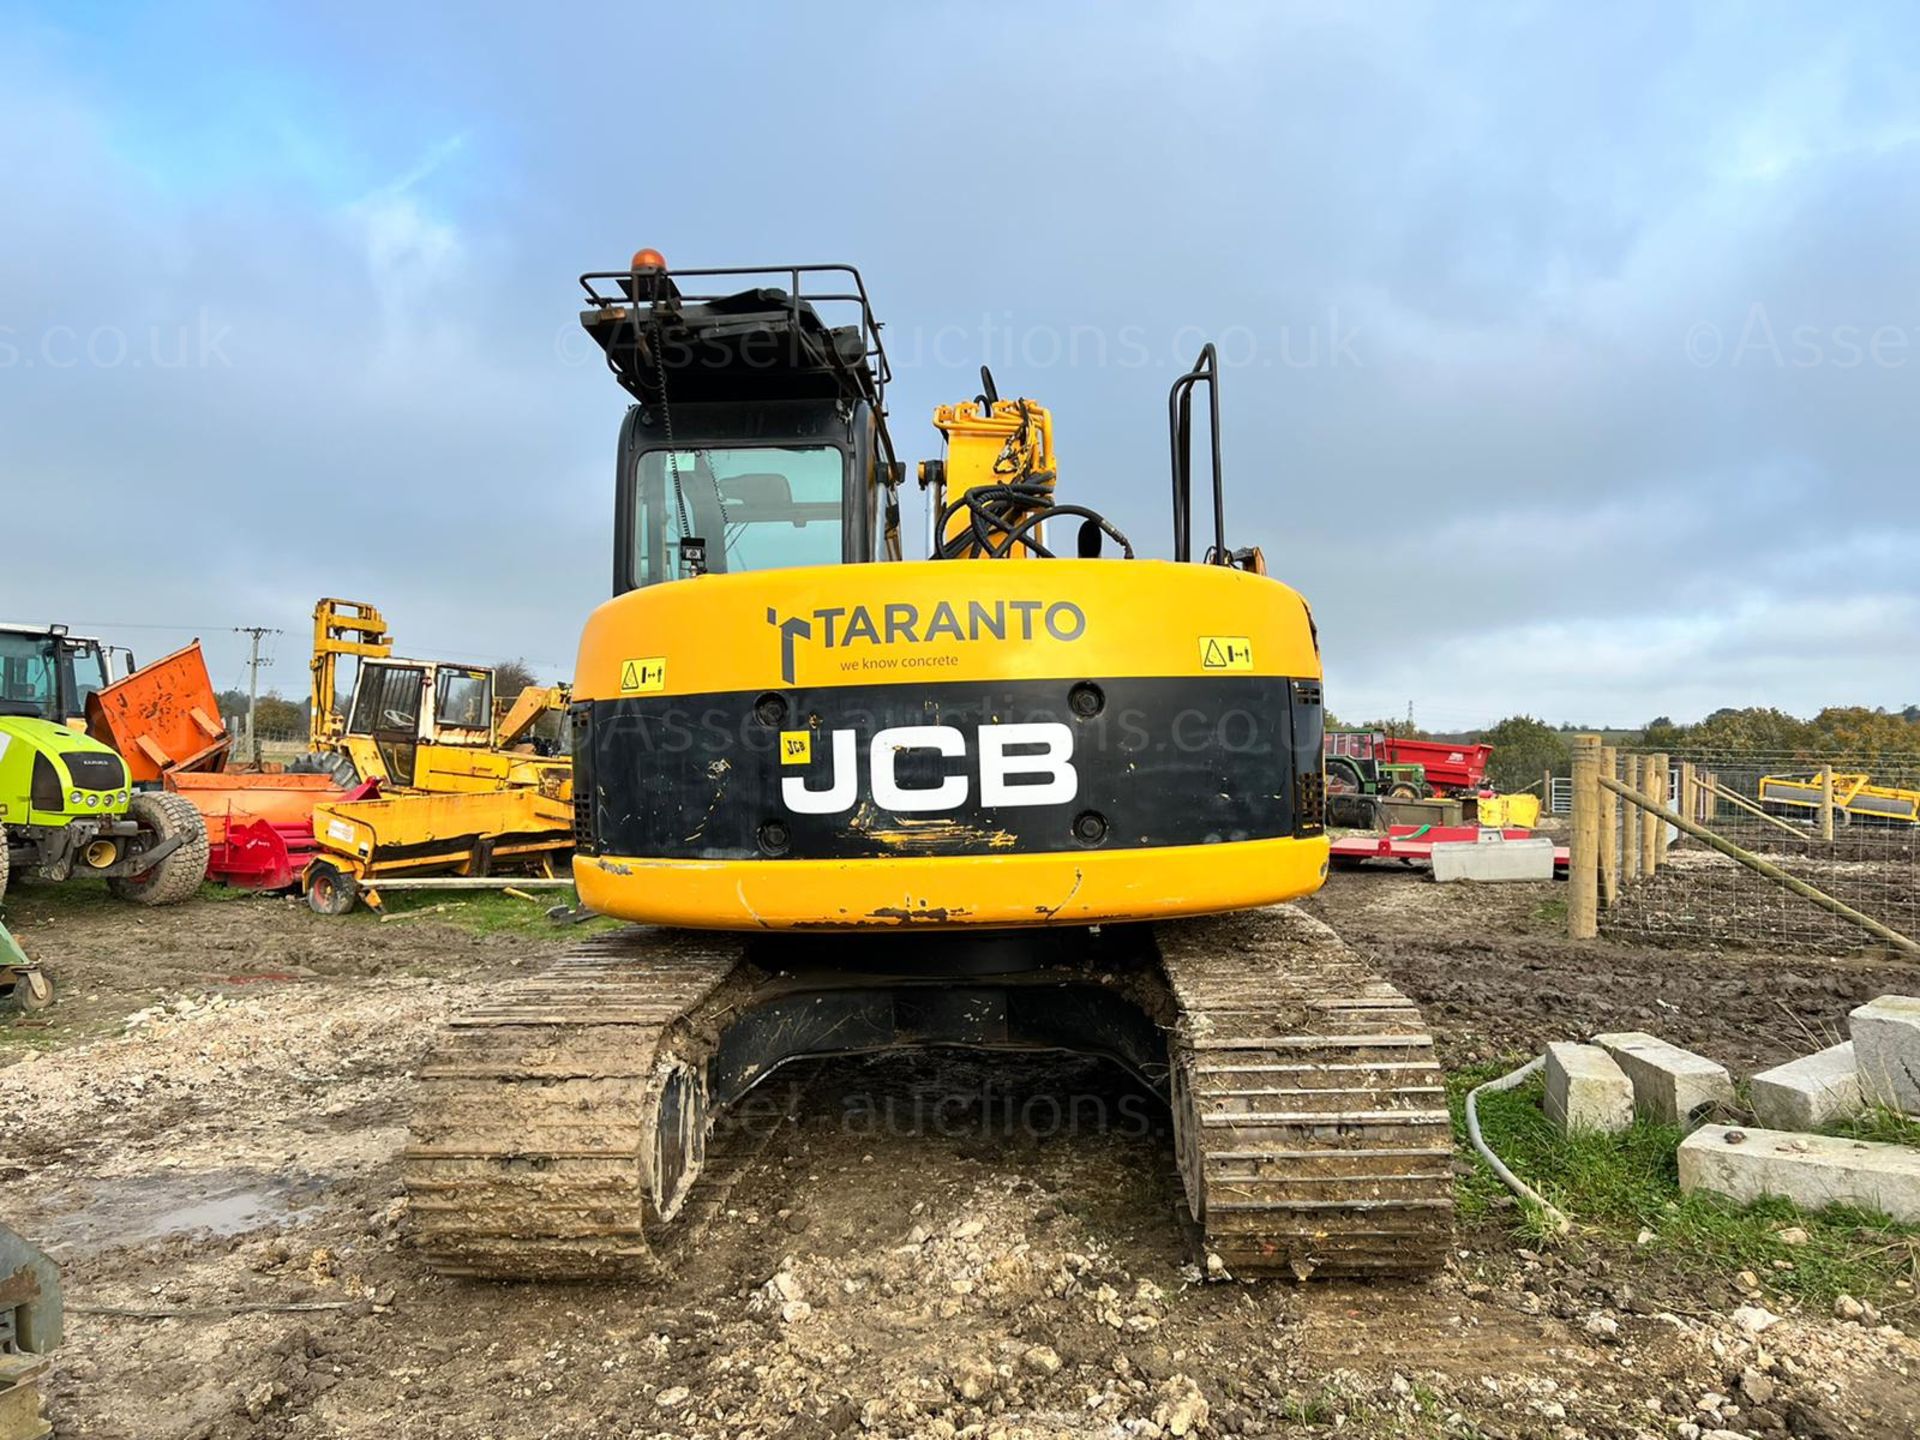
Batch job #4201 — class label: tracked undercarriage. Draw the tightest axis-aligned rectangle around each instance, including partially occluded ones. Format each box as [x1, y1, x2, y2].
[405, 905, 1452, 1280]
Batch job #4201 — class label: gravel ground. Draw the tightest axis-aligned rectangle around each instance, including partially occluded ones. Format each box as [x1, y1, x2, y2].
[1, 875, 1917, 1439]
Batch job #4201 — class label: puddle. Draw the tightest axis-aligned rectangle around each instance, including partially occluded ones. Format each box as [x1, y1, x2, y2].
[26, 1171, 322, 1255]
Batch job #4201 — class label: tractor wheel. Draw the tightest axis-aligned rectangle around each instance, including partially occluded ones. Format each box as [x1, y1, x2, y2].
[110, 792, 210, 907]
[7, 967, 52, 1012]
[0, 836, 9, 904]
[1388, 782, 1420, 800]
[307, 862, 359, 916]
[1325, 757, 1365, 795]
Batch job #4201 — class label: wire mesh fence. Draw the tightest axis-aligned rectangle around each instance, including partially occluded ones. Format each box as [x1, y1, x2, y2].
[1595, 747, 1920, 953]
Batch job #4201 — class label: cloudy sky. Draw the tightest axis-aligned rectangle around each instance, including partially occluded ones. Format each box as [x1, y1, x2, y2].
[5, 2, 1917, 731]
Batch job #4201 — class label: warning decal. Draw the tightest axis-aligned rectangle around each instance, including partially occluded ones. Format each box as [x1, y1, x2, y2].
[1199, 636, 1254, 671]
[779, 730, 812, 765]
[619, 657, 667, 694]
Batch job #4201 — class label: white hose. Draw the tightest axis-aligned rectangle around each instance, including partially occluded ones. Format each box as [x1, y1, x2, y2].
[1464, 1056, 1571, 1234]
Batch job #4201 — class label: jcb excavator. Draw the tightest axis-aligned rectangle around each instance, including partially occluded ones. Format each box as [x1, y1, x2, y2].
[404, 255, 1452, 1280]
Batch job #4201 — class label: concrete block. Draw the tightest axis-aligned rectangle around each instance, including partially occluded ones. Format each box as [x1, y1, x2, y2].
[1678, 1125, 1920, 1223]
[1849, 995, 1920, 1116]
[1430, 836, 1556, 884]
[1543, 1042, 1634, 1134]
[1593, 1031, 1735, 1127]
[1749, 1042, 1863, 1132]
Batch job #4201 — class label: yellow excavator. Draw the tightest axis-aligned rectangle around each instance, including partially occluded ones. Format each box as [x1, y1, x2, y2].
[404, 254, 1452, 1280]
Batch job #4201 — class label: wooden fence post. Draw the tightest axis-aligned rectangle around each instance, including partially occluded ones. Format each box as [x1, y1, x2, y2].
[1652, 752, 1672, 869]
[1820, 764, 1835, 843]
[1570, 734, 1600, 940]
[1622, 756, 1643, 883]
[1599, 745, 1618, 906]
[1639, 754, 1660, 877]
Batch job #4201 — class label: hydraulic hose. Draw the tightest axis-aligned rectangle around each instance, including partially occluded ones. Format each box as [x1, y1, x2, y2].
[1464, 1056, 1571, 1234]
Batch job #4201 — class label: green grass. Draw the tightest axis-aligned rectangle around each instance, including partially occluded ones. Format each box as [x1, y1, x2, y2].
[0, 1022, 73, 1058]
[360, 888, 623, 938]
[1828, 1106, 1920, 1149]
[1450, 1060, 1920, 1316]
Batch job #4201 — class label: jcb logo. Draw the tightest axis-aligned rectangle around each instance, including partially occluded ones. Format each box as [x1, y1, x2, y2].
[782, 722, 1077, 815]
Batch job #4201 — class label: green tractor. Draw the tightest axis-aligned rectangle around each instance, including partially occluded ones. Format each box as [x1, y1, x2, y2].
[0, 624, 208, 912]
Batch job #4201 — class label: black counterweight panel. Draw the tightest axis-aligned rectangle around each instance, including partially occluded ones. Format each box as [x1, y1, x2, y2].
[576, 676, 1311, 861]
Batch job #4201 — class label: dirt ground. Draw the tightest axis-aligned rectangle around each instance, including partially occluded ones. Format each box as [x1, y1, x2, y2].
[3, 874, 1918, 1440]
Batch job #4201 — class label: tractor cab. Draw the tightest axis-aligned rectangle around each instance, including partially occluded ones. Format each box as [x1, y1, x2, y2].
[578, 254, 903, 593]
[341, 658, 497, 786]
[0, 624, 123, 729]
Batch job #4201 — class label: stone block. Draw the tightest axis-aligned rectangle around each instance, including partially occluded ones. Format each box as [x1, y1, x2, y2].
[1543, 1042, 1634, 1134]
[1749, 1042, 1862, 1132]
[1430, 836, 1556, 883]
[1593, 1030, 1734, 1127]
[1678, 1125, 1920, 1223]
[1849, 995, 1920, 1115]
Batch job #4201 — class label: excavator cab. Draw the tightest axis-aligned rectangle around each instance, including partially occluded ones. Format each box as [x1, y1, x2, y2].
[579, 258, 902, 592]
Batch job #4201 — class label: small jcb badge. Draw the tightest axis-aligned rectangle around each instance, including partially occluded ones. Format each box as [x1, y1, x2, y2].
[619, 657, 667, 694]
[779, 730, 812, 765]
[1199, 636, 1254, 670]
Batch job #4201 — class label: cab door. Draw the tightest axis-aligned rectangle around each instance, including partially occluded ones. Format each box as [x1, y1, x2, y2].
[346, 662, 427, 785]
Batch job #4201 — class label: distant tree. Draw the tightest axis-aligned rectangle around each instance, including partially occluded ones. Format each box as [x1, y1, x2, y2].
[493, 658, 537, 703]
[250, 691, 305, 738]
[1480, 715, 1570, 792]
[1632, 705, 1920, 760]
[1807, 706, 1920, 755]
[1639, 715, 1685, 750]
[1679, 706, 1814, 754]
[1355, 718, 1430, 740]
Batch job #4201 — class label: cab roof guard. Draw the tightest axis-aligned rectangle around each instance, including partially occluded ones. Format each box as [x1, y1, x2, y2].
[579, 262, 891, 408]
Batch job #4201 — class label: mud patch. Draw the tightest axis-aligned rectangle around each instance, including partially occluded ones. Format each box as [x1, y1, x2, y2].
[24, 1172, 323, 1257]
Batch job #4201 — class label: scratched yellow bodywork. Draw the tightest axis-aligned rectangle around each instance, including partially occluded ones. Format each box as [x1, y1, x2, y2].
[313, 788, 573, 894]
[576, 837, 1328, 931]
[574, 556, 1328, 930]
[405, 742, 571, 800]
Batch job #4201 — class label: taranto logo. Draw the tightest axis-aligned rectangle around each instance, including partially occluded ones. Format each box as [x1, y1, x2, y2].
[766, 598, 1087, 684]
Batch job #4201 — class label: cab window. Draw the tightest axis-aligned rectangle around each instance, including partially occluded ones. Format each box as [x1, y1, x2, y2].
[435, 670, 493, 730]
[347, 665, 425, 736]
[68, 642, 110, 711]
[0, 633, 59, 717]
[632, 446, 844, 586]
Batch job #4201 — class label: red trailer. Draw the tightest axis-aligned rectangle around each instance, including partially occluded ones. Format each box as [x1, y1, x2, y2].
[1377, 737, 1493, 795]
[1324, 730, 1493, 796]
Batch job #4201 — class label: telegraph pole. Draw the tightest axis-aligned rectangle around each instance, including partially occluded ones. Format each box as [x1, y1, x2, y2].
[234, 626, 282, 764]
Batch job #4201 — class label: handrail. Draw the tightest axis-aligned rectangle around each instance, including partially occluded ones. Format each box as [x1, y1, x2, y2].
[1167, 344, 1225, 563]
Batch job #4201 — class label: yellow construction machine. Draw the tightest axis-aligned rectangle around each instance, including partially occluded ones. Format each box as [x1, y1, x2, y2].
[297, 600, 574, 913]
[1758, 771, 1920, 826]
[404, 254, 1451, 1281]
[308, 598, 570, 793]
